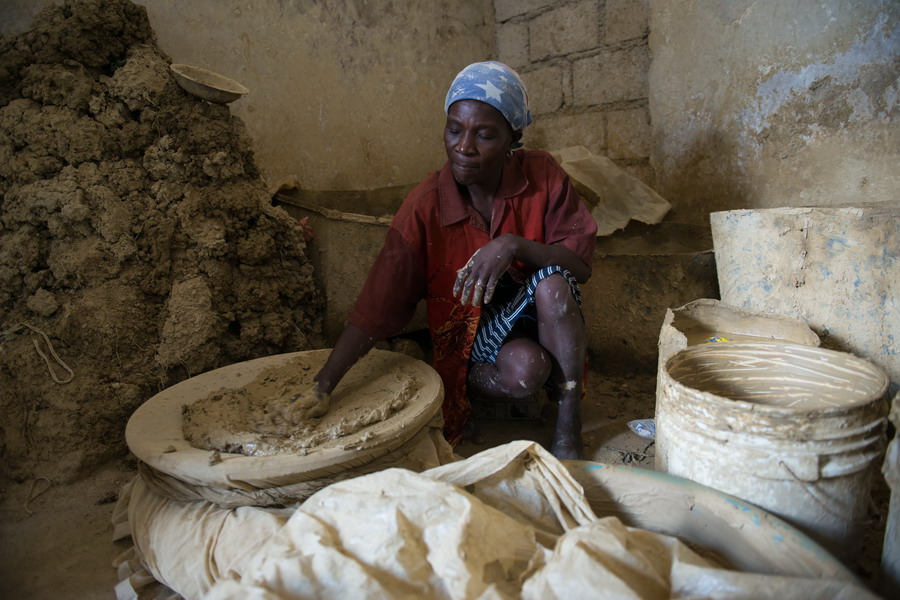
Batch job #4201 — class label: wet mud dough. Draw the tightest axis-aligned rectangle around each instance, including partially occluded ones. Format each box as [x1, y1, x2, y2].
[183, 353, 419, 456]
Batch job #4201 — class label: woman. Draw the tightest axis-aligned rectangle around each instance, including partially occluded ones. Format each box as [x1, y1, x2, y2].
[294, 61, 596, 459]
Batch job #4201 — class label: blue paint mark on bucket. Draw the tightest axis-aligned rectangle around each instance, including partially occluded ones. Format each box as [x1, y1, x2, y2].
[725, 497, 751, 512]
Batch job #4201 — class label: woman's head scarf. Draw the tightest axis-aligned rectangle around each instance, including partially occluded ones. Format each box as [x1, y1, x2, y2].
[444, 61, 532, 148]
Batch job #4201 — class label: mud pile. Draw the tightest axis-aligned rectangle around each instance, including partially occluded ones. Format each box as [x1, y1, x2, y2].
[0, 0, 323, 483]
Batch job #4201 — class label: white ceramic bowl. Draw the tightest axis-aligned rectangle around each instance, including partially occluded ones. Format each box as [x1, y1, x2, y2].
[170, 63, 248, 104]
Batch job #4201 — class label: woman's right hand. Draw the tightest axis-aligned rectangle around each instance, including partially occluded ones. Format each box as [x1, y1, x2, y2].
[252, 383, 331, 435]
[453, 234, 518, 306]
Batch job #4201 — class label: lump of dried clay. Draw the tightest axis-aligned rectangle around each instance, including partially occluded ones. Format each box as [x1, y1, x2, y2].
[0, 0, 323, 483]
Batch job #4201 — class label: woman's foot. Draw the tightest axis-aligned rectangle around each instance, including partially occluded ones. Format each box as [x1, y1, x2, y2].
[550, 429, 584, 460]
[550, 393, 583, 460]
[459, 419, 486, 446]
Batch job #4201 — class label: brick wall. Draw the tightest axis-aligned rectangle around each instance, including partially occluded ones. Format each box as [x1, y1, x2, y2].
[494, 0, 653, 185]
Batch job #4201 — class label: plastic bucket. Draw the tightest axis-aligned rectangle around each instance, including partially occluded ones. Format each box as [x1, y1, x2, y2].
[566, 461, 858, 581]
[655, 342, 889, 565]
[657, 298, 820, 372]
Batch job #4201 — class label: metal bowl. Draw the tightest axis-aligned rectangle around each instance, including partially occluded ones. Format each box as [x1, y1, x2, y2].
[170, 64, 249, 104]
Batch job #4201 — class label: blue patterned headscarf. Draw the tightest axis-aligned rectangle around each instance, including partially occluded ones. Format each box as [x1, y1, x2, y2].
[444, 61, 533, 147]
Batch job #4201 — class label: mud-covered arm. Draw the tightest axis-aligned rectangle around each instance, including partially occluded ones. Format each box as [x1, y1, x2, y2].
[313, 322, 377, 395]
[505, 233, 591, 281]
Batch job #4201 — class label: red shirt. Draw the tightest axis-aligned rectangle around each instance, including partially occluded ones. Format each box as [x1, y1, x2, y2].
[349, 149, 596, 443]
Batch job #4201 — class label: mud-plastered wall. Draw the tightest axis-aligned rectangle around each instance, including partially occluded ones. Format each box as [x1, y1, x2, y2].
[2, 0, 495, 191]
[650, 0, 899, 223]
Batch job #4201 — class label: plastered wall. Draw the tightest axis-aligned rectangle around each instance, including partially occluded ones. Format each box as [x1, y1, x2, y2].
[2, 0, 495, 191]
[148, 0, 495, 191]
[650, 0, 899, 223]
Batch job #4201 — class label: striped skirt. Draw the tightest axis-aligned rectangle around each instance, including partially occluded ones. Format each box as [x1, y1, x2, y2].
[469, 265, 582, 364]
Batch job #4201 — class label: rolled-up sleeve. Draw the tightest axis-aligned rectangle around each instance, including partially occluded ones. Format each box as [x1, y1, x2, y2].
[347, 227, 425, 340]
[544, 174, 597, 270]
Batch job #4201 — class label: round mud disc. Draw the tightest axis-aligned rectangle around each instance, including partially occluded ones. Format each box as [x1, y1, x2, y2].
[125, 349, 444, 489]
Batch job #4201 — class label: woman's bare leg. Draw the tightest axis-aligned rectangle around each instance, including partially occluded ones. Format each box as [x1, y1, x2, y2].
[533, 274, 586, 460]
[465, 331, 550, 446]
[467, 273, 586, 459]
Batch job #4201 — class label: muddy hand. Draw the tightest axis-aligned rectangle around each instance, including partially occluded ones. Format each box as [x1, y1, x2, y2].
[283, 385, 331, 424]
[453, 237, 516, 306]
[454, 253, 490, 307]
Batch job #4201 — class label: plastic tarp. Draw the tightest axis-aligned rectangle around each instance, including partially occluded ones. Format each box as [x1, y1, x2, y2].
[113, 441, 877, 600]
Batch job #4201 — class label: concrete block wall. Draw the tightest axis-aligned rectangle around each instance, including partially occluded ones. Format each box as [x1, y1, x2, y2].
[495, 0, 653, 186]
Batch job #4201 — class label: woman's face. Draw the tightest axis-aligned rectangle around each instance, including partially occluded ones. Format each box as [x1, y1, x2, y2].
[444, 100, 519, 189]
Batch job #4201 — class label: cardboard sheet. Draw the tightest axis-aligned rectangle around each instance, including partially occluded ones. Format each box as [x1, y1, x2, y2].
[550, 146, 671, 236]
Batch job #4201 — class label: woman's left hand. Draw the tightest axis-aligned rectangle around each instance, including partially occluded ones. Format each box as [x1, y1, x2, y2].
[453, 234, 517, 306]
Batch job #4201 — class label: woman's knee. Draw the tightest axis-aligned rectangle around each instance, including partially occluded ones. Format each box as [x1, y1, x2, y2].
[494, 337, 552, 397]
[534, 273, 577, 319]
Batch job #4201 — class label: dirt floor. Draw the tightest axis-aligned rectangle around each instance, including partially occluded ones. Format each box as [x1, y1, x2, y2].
[0, 367, 660, 600]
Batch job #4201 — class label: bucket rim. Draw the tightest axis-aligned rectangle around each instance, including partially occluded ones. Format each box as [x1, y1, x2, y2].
[668, 298, 821, 348]
[566, 461, 858, 581]
[662, 341, 890, 417]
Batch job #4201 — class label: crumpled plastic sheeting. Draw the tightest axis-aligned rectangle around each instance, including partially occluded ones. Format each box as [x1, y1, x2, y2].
[550, 146, 671, 236]
[112, 421, 454, 600]
[113, 475, 293, 600]
[422, 439, 596, 546]
[115, 441, 877, 600]
[209, 469, 542, 600]
[523, 518, 873, 600]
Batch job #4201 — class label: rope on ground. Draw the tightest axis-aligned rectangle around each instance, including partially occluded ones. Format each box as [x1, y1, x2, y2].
[24, 477, 52, 515]
[0, 323, 74, 384]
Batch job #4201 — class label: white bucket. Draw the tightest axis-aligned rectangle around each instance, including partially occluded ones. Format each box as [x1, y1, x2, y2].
[655, 342, 889, 565]
[567, 461, 857, 581]
[657, 298, 820, 373]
